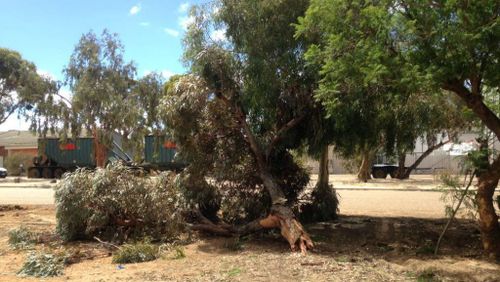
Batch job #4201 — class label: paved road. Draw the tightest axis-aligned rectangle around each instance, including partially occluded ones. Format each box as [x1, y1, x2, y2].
[0, 186, 448, 218]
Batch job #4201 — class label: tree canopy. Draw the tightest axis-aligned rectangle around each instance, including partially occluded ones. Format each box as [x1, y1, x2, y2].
[298, 0, 500, 258]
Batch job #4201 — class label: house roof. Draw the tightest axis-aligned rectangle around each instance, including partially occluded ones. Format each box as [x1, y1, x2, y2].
[0, 130, 38, 148]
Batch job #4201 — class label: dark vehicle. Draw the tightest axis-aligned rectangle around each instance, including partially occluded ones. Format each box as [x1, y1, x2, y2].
[371, 164, 399, 179]
[0, 167, 7, 178]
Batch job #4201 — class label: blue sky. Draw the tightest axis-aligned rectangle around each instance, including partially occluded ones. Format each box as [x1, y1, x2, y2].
[0, 0, 204, 130]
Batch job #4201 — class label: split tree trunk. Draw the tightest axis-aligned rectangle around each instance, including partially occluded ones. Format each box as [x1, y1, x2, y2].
[210, 92, 314, 252]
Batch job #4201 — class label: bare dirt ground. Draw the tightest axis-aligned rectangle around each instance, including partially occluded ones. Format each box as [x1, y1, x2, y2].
[1, 205, 499, 282]
[0, 175, 499, 281]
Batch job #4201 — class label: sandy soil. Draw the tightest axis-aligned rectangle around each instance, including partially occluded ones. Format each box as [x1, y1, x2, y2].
[1, 206, 499, 282]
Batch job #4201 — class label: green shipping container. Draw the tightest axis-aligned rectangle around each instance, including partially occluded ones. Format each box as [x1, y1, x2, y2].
[39, 138, 96, 167]
[144, 135, 177, 165]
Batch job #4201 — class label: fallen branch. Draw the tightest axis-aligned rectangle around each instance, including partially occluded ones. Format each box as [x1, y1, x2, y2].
[94, 236, 121, 250]
[188, 205, 313, 254]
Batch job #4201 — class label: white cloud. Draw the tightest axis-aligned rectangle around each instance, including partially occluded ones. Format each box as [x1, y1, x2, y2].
[164, 28, 179, 37]
[129, 4, 141, 15]
[178, 15, 195, 30]
[0, 114, 30, 131]
[161, 70, 176, 79]
[141, 70, 177, 80]
[57, 88, 73, 106]
[210, 29, 226, 41]
[37, 70, 57, 80]
[178, 2, 190, 13]
[139, 22, 150, 27]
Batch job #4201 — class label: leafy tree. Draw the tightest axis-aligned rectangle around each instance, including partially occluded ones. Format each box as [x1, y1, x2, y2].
[296, 0, 421, 182]
[396, 0, 500, 259]
[390, 93, 469, 179]
[0, 48, 60, 128]
[167, 0, 333, 251]
[299, 0, 500, 258]
[64, 30, 137, 166]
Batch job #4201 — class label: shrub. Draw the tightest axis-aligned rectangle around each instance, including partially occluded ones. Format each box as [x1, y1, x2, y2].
[4, 153, 33, 176]
[54, 163, 187, 242]
[112, 242, 159, 264]
[17, 251, 66, 277]
[8, 226, 36, 249]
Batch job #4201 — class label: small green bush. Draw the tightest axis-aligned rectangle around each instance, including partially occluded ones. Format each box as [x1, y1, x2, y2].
[17, 251, 65, 277]
[112, 242, 159, 264]
[4, 153, 32, 176]
[54, 163, 187, 242]
[8, 226, 36, 249]
[172, 246, 186, 259]
[416, 269, 439, 282]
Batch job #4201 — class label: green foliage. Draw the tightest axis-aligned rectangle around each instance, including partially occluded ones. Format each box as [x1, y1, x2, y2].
[172, 246, 186, 259]
[63, 29, 138, 145]
[166, 0, 321, 225]
[300, 184, 339, 223]
[163, 75, 310, 224]
[8, 226, 36, 249]
[54, 163, 186, 242]
[112, 242, 159, 264]
[439, 171, 478, 219]
[416, 269, 439, 282]
[4, 153, 32, 176]
[17, 251, 66, 277]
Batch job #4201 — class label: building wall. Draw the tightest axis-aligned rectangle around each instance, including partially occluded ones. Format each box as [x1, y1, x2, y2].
[7, 148, 38, 157]
[305, 149, 463, 175]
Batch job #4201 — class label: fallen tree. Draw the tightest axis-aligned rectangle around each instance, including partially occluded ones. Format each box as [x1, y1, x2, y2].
[161, 0, 328, 252]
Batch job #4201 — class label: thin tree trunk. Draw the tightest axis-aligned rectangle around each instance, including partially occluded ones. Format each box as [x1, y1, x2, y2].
[394, 153, 406, 179]
[317, 146, 329, 190]
[358, 148, 373, 182]
[93, 128, 107, 168]
[399, 141, 448, 179]
[306, 145, 339, 221]
[435, 170, 475, 255]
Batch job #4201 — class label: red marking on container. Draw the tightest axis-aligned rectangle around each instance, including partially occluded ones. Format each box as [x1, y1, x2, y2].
[163, 141, 177, 149]
[62, 143, 76, 150]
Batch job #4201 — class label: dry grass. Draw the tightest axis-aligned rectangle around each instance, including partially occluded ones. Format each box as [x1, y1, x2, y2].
[0, 205, 499, 282]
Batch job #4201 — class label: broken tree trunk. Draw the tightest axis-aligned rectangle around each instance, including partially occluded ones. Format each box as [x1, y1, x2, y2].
[211, 90, 314, 252]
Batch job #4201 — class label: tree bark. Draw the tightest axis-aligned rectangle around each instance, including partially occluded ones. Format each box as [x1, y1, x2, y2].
[358, 148, 374, 182]
[443, 80, 500, 259]
[475, 154, 500, 260]
[397, 141, 448, 180]
[214, 90, 314, 252]
[317, 146, 330, 190]
[443, 81, 500, 141]
[394, 153, 406, 179]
